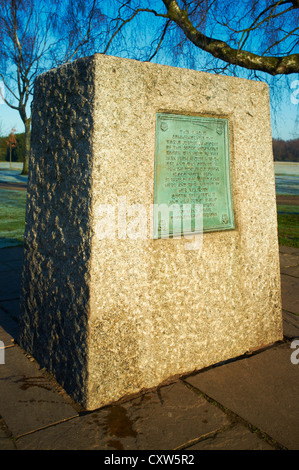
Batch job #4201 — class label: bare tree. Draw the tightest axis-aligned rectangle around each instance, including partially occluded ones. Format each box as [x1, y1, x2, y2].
[6, 128, 17, 167]
[99, 0, 299, 137]
[160, 0, 299, 75]
[100, 0, 299, 75]
[1, 0, 298, 177]
[0, 0, 106, 174]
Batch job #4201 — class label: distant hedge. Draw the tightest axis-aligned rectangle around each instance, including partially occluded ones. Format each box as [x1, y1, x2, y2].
[0, 133, 25, 162]
[273, 138, 299, 162]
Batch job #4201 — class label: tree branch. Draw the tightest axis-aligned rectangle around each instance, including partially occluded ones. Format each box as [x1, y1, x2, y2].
[103, 7, 168, 55]
[162, 0, 299, 75]
[0, 72, 19, 105]
[148, 18, 171, 61]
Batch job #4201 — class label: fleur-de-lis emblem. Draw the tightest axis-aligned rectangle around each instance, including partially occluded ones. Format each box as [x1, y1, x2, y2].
[216, 123, 223, 135]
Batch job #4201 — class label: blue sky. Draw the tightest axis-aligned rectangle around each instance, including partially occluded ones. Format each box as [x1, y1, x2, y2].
[1, 72, 298, 141]
[0, 0, 298, 141]
[270, 79, 299, 140]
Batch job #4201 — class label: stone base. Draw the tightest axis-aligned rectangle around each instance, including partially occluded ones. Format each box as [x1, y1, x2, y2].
[18, 54, 283, 410]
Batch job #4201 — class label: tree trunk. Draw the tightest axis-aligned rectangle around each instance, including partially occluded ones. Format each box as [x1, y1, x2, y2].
[21, 118, 31, 175]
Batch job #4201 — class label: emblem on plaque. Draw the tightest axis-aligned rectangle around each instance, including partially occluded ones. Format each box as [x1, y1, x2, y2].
[160, 121, 168, 131]
[216, 123, 223, 135]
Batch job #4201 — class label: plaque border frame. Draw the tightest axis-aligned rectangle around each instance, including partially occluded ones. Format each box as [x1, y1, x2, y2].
[153, 113, 235, 239]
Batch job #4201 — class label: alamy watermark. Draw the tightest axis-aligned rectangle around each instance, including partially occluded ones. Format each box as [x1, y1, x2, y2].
[93, 197, 203, 252]
[291, 80, 299, 105]
[0, 341, 5, 364]
[290, 339, 299, 365]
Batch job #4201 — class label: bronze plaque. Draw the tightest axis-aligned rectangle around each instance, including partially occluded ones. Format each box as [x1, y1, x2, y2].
[153, 113, 234, 238]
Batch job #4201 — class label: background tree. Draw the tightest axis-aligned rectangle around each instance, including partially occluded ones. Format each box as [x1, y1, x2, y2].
[160, 0, 299, 75]
[273, 137, 299, 160]
[98, 0, 299, 138]
[1, 0, 298, 177]
[97, 0, 299, 74]
[6, 128, 16, 167]
[0, 0, 106, 175]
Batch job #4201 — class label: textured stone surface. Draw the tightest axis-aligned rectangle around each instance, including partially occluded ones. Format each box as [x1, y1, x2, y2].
[19, 54, 283, 410]
[18, 57, 95, 405]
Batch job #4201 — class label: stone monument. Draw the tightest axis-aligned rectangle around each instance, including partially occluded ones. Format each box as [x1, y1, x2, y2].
[18, 54, 283, 410]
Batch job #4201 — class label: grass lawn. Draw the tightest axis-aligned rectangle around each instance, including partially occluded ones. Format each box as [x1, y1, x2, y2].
[0, 189, 27, 248]
[277, 204, 299, 248]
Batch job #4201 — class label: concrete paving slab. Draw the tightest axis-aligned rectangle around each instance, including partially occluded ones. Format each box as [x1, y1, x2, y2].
[283, 310, 299, 339]
[279, 251, 299, 277]
[185, 342, 299, 450]
[279, 246, 299, 256]
[0, 435, 15, 450]
[280, 274, 299, 315]
[281, 265, 299, 277]
[0, 247, 23, 262]
[0, 261, 16, 273]
[1, 258, 24, 271]
[0, 299, 21, 321]
[0, 309, 18, 342]
[0, 325, 16, 346]
[0, 269, 22, 301]
[0, 345, 78, 437]
[279, 253, 299, 269]
[16, 382, 230, 450]
[188, 423, 275, 450]
[0, 429, 16, 450]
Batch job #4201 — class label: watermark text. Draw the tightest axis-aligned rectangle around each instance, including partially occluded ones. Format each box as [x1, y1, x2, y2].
[290, 339, 299, 365]
[94, 197, 203, 252]
[0, 341, 5, 364]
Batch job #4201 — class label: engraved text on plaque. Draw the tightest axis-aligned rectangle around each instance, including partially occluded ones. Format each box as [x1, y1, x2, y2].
[153, 113, 234, 238]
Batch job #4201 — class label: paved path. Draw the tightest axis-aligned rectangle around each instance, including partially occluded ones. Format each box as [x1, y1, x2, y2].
[0, 245, 298, 451]
[0, 182, 27, 191]
[0, 168, 28, 192]
[0, 169, 28, 184]
[276, 195, 299, 206]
